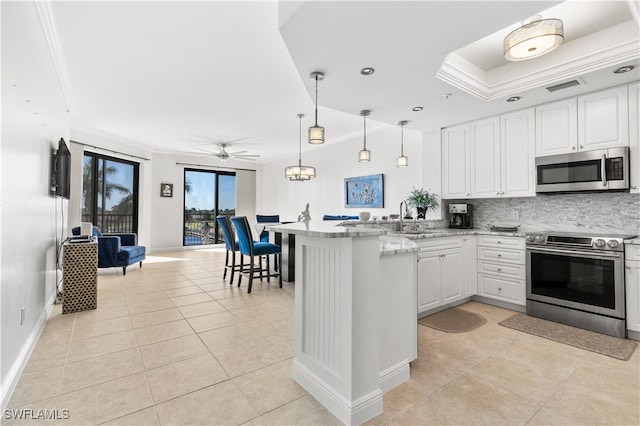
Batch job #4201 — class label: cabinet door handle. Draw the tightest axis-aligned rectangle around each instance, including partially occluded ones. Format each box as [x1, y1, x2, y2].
[572, 146, 577, 150]
[579, 145, 584, 149]
[497, 268, 502, 272]
[627, 266, 632, 270]
[497, 254, 502, 257]
[632, 185, 637, 189]
[498, 287, 502, 291]
[496, 191, 500, 195]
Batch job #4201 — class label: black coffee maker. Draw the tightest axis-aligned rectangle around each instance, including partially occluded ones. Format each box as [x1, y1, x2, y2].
[449, 203, 473, 229]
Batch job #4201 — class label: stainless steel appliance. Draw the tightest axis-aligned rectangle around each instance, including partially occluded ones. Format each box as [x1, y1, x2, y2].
[525, 231, 634, 338]
[448, 203, 473, 229]
[535, 147, 629, 193]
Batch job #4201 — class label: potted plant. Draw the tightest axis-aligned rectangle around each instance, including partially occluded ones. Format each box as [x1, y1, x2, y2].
[405, 188, 439, 219]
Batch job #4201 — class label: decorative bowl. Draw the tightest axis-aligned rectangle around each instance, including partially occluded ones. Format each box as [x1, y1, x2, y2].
[359, 212, 371, 221]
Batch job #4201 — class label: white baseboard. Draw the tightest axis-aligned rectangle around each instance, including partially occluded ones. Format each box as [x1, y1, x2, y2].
[379, 361, 410, 393]
[292, 359, 383, 425]
[1, 292, 56, 410]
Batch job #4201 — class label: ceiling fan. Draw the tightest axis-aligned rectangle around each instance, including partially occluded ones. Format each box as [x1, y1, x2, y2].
[193, 142, 260, 161]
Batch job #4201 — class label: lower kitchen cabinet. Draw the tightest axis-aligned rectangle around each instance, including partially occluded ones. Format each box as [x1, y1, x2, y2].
[477, 235, 525, 306]
[417, 236, 476, 314]
[625, 244, 640, 333]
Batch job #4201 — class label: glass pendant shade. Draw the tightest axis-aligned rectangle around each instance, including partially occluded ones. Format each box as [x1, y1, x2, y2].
[504, 17, 563, 61]
[359, 149, 371, 163]
[397, 120, 408, 167]
[285, 113, 316, 181]
[358, 109, 371, 162]
[308, 71, 325, 144]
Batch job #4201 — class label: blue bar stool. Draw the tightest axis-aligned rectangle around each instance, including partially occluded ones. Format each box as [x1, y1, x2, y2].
[216, 215, 249, 285]
[256, 214, 280, 242]
[231, 216, 282, 293]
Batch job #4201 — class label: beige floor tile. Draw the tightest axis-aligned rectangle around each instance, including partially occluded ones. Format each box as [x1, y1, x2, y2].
[130, 308, 183, 329]
[198, 323, 260, 352]
[74, 304, 130, 323]
[103, 407, 159, 425]
[527, 407, 596, 426]
[367, 379, 426, 425]
[139, 334, 209, 370]
[232, 359, 305, 415]
[71, 316, 132, 341]
[54, 373, 153, 425]
[124, 291, 168, 305]
[170, 292, 214, 307]
[406, 355, 461, 397]
[162, 285, 203, 298]
[265, 330, 295, 358]
[134, 319, 195, 346]
[60, 347, 143, 394]
[175, 300, 226, 318]
[7, 366, 64, 408]
[157, 280, 194, 290]
[67, 330, 138, 363]
[155, 380, 257, 425]
[100, 295, 127, 308]
[146, 353, 229, 403]
[243, 313, 294, 337]
[185, 310, 238, 333]
[22, 340, 70, 373]
[123, 284, 163, 296]
[193, 283, 227, 292]
[211, 337, 288, 378]
[126, 298, 175, 316]
[244, 395, 340, 425]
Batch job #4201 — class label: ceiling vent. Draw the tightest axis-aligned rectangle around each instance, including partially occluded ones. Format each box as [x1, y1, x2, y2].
[545, 78, 584, 93]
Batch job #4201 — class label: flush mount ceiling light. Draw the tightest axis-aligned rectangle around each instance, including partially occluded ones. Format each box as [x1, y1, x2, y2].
[358, 110, 371, 163]
[397, 120, 408, 168]
[360, 67, 375, 76]
[504, 16, 564, 61]
[308, 71, 325, 144]
[614, 65, 635, 74]
[506, 96, 521, 102]
[285, 114, 316, 181]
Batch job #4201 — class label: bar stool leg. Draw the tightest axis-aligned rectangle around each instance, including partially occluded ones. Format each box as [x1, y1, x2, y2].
[248, 254, 255, 293]
[266, 255, 271, 283]
[223, 250, 229, 279]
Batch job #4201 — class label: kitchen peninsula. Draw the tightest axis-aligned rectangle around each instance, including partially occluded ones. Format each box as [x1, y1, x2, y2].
[267, 221, 418, 425]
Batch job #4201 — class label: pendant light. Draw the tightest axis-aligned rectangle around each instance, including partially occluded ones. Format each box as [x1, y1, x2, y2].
[397, 120, 408, 167]
[504, 16, 564, 61]
[358, 110, 371, 163]
[285, 114, 316, 181]
[308, 71, 325, 144]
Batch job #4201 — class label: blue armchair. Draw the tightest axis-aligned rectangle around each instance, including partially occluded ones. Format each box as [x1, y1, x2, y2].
[72, 226, 146, 275]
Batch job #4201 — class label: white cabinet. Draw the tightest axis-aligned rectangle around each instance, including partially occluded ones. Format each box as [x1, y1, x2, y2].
[417, 236, 476, 314]
[470, 117, 501, 198]
[476, 236, 526, 305]
[442, 125, 471, 199]
[500, 108, 536, 197]
[629, 82, 639, 193]
[625, 244, 640, 333]
[536, 86, 629, 157]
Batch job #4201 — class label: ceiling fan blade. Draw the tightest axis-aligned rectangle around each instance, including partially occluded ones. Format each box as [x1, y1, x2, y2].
[227, 150, 248, 155]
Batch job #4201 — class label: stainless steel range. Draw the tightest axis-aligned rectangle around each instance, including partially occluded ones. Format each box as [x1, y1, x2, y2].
[525, 231, 634, 338]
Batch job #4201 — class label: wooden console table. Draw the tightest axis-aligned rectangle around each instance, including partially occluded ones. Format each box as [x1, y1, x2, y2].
[62, 241, 98, 314]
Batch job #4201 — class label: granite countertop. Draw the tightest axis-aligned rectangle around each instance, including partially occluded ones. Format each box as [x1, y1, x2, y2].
[267, 221, 386, 238]
[386, 228, 525, 240]
[379, 235, 418, 256]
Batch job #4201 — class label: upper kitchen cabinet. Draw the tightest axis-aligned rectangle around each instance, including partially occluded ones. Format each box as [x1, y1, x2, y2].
[442, 124, 471, 199]
[536, 86, 629, 157]
[470, 117, 501, 198]
[500, 109, 536, 197]
[629, 82, 639, 193]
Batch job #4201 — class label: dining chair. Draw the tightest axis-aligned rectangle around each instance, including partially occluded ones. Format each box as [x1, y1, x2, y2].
[231, 216, 282, 293]
[216, 215, 247, 285]
[256, 214, 280, 242]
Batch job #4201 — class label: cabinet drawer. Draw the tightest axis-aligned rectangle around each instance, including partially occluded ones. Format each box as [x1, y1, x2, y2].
[478, 274, 524, 305]
[477, 260, 525, 280]
[477, 246, 525, 264]
[477, 235, 524, 249]
[626, 244, 640, 262]
[416, 237, 463, 252]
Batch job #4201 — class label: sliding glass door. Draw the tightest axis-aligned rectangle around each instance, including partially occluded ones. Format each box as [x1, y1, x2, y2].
[82, 152, 139, 233]
[183, 169, 236, 246]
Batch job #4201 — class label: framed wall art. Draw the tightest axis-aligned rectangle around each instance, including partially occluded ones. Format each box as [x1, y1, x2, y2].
[344, 174, 384, 208]
[160, 183, 173, 197]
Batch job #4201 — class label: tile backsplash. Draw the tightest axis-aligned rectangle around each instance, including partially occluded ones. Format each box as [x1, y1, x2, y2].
[445, 193, 640, 234]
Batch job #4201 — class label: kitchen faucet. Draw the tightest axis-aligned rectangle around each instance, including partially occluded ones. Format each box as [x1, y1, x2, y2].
[399, 201, 408, 232]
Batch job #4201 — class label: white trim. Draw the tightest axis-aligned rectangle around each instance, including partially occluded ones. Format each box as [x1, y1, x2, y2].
[379, 361, 411, 393]
[0, 293, 56, 410]
[34, 0, 74, 112]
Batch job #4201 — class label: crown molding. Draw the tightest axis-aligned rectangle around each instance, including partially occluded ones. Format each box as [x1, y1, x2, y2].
[34, 0, 74, 112]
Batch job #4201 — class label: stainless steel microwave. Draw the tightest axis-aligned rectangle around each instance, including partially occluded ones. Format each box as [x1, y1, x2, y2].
[535, 147, 629, 193]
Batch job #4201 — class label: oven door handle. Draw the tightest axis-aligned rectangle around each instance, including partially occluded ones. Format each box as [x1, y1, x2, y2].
[601, 154, 607, 187]
[527, 246, 622, 259]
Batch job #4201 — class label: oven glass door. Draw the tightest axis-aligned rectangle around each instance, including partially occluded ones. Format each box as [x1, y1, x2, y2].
[526, 247, 625, 318]
[537, 159, 602, 185]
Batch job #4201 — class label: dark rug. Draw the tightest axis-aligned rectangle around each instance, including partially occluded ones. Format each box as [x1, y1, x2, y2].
[499, 313, 638, 361]
[418, 308, 487, 333]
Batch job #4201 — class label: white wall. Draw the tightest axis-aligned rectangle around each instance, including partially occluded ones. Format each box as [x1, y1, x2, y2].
[257, 125, 443, 221]
[1, 1, 71, 408]
[149, 153, 257, 252]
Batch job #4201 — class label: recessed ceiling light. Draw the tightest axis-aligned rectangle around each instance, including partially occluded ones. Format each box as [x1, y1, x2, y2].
[614, 65, 635, 74]
[360, 67, 375, 76]
[412, 106, 423, 112]
[506, 96, 521, 102]
[443, 93, 453, 99]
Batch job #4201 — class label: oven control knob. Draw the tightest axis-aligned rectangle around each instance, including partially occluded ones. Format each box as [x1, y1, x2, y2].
[526, 235, 536, 243]
[535, 235, 545, 243]
[594, 239, 606, 248]
[607, 240, 619, 249]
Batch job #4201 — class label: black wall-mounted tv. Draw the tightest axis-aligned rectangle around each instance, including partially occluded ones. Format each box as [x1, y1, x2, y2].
[54, 138, 71, 199]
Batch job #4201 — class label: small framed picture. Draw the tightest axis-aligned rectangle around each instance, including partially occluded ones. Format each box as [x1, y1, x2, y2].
[160, 183, 173, 198]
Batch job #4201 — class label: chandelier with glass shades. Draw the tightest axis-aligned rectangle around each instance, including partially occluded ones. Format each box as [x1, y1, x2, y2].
[285, 114, 316, 181]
